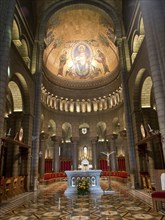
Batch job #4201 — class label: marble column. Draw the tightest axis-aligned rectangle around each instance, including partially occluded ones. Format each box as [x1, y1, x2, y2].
[51, 136, 60, 172]
[21, 113, 33, 191]
[117, 38, 138, 188]
[72, 138, 78, 170]
[0, 0, 16, 176]
[91, 139, 97, 169]
[110, 133, 118, 171]
[39, 132, 49, 176]
[31, 42, 44, 191]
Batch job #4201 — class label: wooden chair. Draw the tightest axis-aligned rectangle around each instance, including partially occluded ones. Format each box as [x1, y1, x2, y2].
[4, 177, 13, 199]
[18, 176, 25, 193]
[12, 177, 19, 196]
[145, 175, 153, 193]
[141, 175, 148, 190]
[141, 173, 153, 193]
[0, 177, 5, 203]
[151, 191, 165, 211]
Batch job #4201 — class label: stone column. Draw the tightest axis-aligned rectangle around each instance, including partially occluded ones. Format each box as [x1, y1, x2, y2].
[117, 38, 138, 188]
[21, 113, 33, 191]
[51, 135, 56, 172]
[110, 133, 118, 171]
[39, 132, 49, 176]
[91, 139, 97, 169]
[31, 42, 44, 191]
[72, 138, 78, 170]
[0, 0, 16, 174]
[140, 0, 165, 162]
[51, 135, 60, 172]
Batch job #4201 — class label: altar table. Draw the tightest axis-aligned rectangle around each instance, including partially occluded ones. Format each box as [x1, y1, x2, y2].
[64, 170, 103, 195]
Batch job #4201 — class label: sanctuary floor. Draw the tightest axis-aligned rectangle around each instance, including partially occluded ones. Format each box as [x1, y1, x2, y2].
[0, 180, 165, 220]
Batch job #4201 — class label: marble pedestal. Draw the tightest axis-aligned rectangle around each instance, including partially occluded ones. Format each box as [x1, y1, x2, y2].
[64, 170, 103, 195]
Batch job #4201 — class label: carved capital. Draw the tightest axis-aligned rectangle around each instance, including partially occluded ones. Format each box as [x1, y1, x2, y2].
[119, 129, 127, 137]
[51, 134, 56, 142]
[110, 132, 118, 140]
[40, 131, 49, 140]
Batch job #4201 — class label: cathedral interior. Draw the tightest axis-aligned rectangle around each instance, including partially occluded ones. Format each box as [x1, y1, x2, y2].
[0, 0, 165, 219]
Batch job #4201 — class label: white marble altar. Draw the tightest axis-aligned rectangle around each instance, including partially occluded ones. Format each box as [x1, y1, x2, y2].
[64, 170, 103, 195]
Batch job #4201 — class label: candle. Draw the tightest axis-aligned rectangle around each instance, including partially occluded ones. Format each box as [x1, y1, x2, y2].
[148, 124, 152, 130]
[7, 128, 11, 136]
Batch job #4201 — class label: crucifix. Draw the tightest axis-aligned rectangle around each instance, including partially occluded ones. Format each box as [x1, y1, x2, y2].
[101, 151, 115, 191]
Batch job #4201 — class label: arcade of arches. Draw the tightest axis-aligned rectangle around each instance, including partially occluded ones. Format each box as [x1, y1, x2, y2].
[0, 0, 165, 215]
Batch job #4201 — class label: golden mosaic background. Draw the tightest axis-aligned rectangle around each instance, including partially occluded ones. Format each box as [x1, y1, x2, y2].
[43, 5, 119, 81]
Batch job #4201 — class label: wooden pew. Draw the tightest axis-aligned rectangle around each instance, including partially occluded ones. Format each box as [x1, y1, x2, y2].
[18, 176, 25, 193]
[0, 177, 5, 203]
[12, 176, 19, 197]
[4, 177, 13, 199]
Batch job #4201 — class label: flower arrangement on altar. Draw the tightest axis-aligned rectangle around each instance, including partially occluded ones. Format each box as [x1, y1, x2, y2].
[77, 178, 90, 195]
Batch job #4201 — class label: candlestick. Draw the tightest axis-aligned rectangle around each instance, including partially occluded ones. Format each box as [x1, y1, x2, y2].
[7, 128, 11, 136]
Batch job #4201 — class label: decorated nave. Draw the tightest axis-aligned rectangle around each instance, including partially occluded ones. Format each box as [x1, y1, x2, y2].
[0, 0, 165, 219]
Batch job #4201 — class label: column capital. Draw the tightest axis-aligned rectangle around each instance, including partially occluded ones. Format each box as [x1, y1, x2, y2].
[40, 131, 49, 140]
[105, 135, 111, 141]
[119, 129, 127, 137]
[51, 134, 56, 142]
[110, 133, 118, 140]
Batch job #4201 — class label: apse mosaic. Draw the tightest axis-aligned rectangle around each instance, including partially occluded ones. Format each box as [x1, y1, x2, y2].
[43, 5, 119, 81]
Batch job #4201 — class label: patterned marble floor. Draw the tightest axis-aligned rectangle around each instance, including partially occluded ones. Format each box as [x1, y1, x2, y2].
[0, 180, 164, 220]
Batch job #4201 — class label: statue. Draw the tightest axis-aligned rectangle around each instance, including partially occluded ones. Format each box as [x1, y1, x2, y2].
[101, 151, 116, 191]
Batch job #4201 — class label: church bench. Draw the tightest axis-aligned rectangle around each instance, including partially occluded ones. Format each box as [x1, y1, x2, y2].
[0, 177, 5, 203]
[151, 191, 165, 211]
[39, 172, 67, 185]
[0, 176, 26, 203]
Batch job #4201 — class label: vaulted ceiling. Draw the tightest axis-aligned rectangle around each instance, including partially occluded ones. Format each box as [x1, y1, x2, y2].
[43, 4, 119, 86]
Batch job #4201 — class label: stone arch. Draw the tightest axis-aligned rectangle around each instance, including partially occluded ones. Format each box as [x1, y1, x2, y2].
[38, 0, 122, 43]
[79, 123, 90, 135]
[36, 0, 123, 81]
[19, 37, 31, 68]
[96, 121, 106, 141]
[8, 81, 23, 112]
[141, 76, 152, 108]
[138, 16, 145, 47]
[79, 123, 89, 129]
[12, 18, 22, 47]
[62, 122, 72, 142]
[14, 72, 32, 114]
[19, 38, 29, 57]
[6, 72, 33, 124]
[138, 16, 145, 35]
[131, 31, 139, 63]
[133, 68, 156, 141]
[48, 119, 56, 135]
[134, 68, 146, 111]
[112, 117, 120, 133]
[131, 15, 145, 64]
